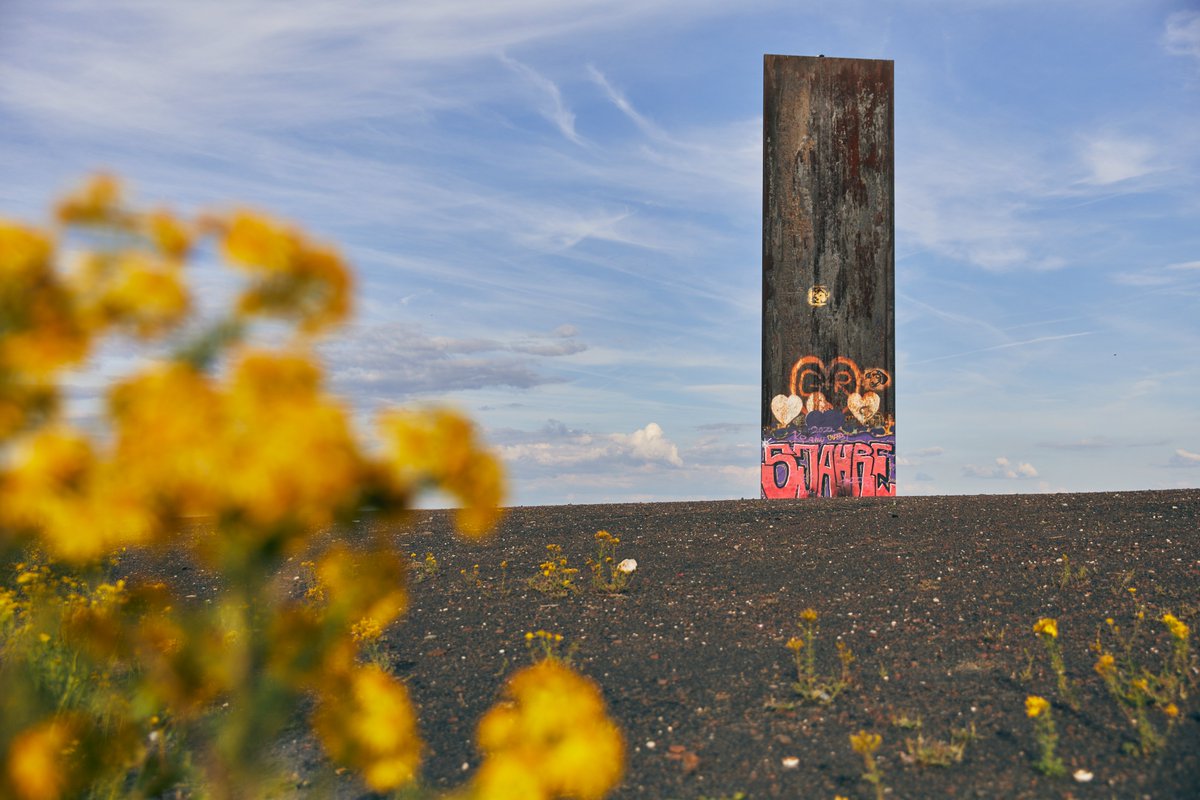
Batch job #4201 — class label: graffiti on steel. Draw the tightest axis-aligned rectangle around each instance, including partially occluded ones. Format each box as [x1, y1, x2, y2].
[762, 355, 894, 498]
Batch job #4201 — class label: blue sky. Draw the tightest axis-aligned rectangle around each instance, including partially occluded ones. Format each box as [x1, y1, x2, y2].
[2, 1, 1198, 505]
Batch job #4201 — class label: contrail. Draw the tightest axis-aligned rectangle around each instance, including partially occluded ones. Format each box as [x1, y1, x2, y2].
[907, 331, 1095, 365]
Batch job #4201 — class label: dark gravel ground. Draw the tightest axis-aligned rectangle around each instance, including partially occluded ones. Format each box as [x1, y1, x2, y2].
[156, 489, 1200, 799]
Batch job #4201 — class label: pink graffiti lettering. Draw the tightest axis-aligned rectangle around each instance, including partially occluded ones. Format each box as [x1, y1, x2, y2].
[761, 441, 895, 498]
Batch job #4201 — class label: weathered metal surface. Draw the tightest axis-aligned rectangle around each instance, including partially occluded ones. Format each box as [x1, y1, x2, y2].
[761, 55, 895, 498]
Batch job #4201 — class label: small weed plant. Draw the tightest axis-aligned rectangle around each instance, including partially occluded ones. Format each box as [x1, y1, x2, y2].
[524, 629, 577, 665]
[459, 563, 483, 589]
[1033, 617, 1079, 711]
[1058, 554, 1088, 588]
[784, 608, 854, 705]
[1024, 695, 1066, 777]
[889, 712, 922, 730]
[1093, 602, 1193, 756]
[409, 551, 439, 583]
[849, 730, 886, 800]
[527, 543, 580, 596]
[897, 714, 979, 767]
[586, 530, 636, 593]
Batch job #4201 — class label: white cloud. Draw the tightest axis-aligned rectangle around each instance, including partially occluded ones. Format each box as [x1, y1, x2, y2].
[588, 65, 661, 138]
[319, 322, 586, 402]
[897, 125, 1071, 272]
[962, 456, 1039, 479]
[1080, 136, 1157, 185]
[495, 420, 683, 468]
[613, 422, 683, 466]
[1112, 258, 1200, 287]
[0, 1, 767, 140]
[1169, 448, 1200, 467]
[587, 65, 762, 201]
[500, 55, 584, 145]
[1165, 11, 1200, 60]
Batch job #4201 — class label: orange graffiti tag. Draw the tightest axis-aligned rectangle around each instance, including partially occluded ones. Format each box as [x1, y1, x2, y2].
[788, 356, 892, 408]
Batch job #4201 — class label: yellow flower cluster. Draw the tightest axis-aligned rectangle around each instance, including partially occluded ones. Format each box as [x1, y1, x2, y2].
[523, 629, 570, 663]
[1025, 695, 1050, 719]
[0, 177, 505, 562]
[849, 730, 881, 755]
[5, 718, 78, 800]
[1162, 613, 1189, 642]
[313, 665, 422, 792]
[0, 176, 530, 798]
[378, 409, 505, 538]
[474, 660, 624, 800]
[350, 617, 385, 644]
[530, 543, 579, 595]
[217, 208, 351, 334]
[1032, 617, 1058, 639]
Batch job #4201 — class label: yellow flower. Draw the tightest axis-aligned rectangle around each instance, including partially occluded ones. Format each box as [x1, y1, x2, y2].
[220, 350, 364, 532]
[218, 210, 352, 333]
[75, 251, 190, 337]
[54, 173, 123, 225]
[1162, 613, 1189, 642]
[0, 426, 155, 560]
[1033, 618, 1058, 639]
[786, 636, 804, 652]
[475, 660, 624, 800]
[315, 544, 407, 632]
[145, 209, 192, 260]
[469, 753, 546, 800]
[849, 731, 881, 755]
[799, 608, 819, 623]
[0, 223, 90, 376]
[6, 719, 77, 800]
[221, 210, 299, 273]
[313, 665, 422, 792]
[351, 617, 384, 644]
[108, 361, 223, 519]
[0, 220, 54, 281]
[1025, 695, 1050, 718]
[1094, 653, 1116, 677]
[1164, 703, 1179, 719]
[376, 408, 505, 538]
